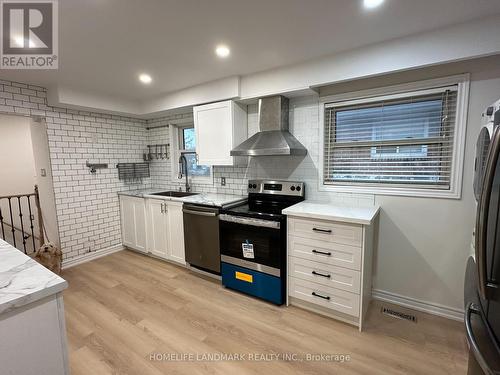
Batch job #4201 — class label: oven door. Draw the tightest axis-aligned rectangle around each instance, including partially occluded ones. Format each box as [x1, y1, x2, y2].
[219, 214, 284, 271]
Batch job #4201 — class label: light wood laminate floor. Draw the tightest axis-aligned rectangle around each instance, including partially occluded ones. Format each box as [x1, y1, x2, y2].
[62, 250, 468, 375]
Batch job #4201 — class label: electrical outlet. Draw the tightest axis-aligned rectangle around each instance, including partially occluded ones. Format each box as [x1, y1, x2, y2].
[221, 177, 226, 186]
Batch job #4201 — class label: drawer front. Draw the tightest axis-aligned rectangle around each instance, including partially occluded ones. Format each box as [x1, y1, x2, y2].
[289, 277, 360, 317]
[289, 257, 360, 294]
[288, 217, 362, 247]
[288, 235, 362, 271]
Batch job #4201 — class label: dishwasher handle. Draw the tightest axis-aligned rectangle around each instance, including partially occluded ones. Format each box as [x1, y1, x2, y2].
[183, 208, 218, 217]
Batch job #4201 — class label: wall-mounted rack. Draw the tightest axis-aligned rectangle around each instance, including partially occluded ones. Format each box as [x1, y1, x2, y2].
[116, 162, 150, 180]
[145, 144, 169, 160]
[86, 161, 108, 174]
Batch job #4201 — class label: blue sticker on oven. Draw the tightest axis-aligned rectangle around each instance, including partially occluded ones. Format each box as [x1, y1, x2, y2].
[242, 240, 254, 259]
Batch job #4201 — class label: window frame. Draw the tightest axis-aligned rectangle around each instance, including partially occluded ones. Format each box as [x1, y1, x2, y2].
[170, 123, 213, 185]
[319, 74, 470, 199]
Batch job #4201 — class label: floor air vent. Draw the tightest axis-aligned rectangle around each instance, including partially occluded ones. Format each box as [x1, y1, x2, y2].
[381, 306, 417, 323]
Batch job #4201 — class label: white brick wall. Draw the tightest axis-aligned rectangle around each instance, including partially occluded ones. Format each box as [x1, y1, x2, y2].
[0, 80, 151, 261]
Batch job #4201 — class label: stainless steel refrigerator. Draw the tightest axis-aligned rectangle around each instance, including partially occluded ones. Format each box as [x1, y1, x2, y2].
[466, 100, 500, 375]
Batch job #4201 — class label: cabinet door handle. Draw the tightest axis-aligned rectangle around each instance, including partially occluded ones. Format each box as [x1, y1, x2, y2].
[160, 203, 165, 214]
[312, 270, 331, 278]
[312, 292, 330, 300]
[312, 249, 332, 256]
[313, 228, 332, 234]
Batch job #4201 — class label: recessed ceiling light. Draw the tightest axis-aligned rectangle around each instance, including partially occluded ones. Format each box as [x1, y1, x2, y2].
[215, 45, 230, 58]
[363, 0, 384, 9]
[139, 73, 152, 84]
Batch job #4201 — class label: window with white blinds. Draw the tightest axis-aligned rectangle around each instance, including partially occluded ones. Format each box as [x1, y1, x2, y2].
[323, 86, 458, 190]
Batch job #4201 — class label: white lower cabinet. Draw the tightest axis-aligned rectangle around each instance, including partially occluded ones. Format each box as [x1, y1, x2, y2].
[146, 199, 185, 265]
[166, 202, 186, 264]
[287, 215, 376, 331]
[147, 199, 169, 259]
[119, 195, 185, 265]
[119, 196, 147, 253]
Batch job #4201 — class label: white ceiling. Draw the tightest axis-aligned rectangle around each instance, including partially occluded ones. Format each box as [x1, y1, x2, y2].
[2, 0, 500, 102]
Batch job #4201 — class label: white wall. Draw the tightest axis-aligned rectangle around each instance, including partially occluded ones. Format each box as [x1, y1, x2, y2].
[0, 115, 36, 196]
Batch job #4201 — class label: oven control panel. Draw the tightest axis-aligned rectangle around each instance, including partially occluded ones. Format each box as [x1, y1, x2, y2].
[248, 180, 305, 197]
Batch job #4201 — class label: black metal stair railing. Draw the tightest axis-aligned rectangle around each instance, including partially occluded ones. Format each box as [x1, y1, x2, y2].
[0, 185, 44, 254]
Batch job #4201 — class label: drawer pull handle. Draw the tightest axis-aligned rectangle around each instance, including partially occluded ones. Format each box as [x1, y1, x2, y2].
[312, 292, 330, 300]
[312, 249, 332, 256]
[312, 270, 331, 278]
[313, 228, 332, 234]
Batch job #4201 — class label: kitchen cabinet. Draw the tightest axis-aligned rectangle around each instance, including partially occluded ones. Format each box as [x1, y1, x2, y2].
[119, 195, 147, 253]
[284, 204, 379, 332]
[146, 198, 186, 265]
[166, 202, 186, 264]
[120, 195, 186, 265]
[193, 100, 247, 166]
[146, 199, 169, 259]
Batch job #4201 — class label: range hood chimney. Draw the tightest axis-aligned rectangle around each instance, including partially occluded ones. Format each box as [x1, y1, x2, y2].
[230, 95, 307, 156]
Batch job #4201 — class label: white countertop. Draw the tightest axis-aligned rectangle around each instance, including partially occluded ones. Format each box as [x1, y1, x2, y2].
[283, 201, 380, 225]
[118, 188, 166, 198]
[118, 189, 246, 208]
[0, 239, 67, 314]
[179, 193, 247, 208]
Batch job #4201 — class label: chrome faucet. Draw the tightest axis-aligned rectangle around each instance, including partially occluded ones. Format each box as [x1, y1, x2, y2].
[178, 154, 191, 192]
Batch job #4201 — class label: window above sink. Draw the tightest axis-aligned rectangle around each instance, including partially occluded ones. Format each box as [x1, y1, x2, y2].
[170, 123, 213, 184]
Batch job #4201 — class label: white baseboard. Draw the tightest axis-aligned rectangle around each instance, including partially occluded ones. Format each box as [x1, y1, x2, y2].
[372, 289, 464, 322]
[62, 244, 124, 269]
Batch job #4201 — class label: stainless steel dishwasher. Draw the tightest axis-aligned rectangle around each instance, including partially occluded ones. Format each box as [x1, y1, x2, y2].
[183, 204, 220, 274]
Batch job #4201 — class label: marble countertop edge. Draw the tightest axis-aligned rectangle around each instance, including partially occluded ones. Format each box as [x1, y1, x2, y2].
[0, 239, 68, 315]
[283, 201, 380, 225]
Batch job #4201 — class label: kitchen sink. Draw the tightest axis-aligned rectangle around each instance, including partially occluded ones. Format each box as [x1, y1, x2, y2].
[150, 191, 199, 198]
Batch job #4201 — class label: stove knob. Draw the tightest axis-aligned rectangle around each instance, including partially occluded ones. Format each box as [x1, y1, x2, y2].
[252, 184, 257, 189]
[296, 186, 301, 191]
[248, 184, 253, 189]
[290, 186, 295, 191]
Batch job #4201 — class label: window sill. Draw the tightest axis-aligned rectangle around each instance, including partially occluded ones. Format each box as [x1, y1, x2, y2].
[319, 183, 461, 200]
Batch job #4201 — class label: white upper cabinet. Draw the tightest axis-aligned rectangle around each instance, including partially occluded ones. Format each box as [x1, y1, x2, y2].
[193, 100, 247, 166]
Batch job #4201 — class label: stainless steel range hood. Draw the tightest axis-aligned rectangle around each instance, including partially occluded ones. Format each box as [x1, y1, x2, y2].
[230, 95, 307, 156]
